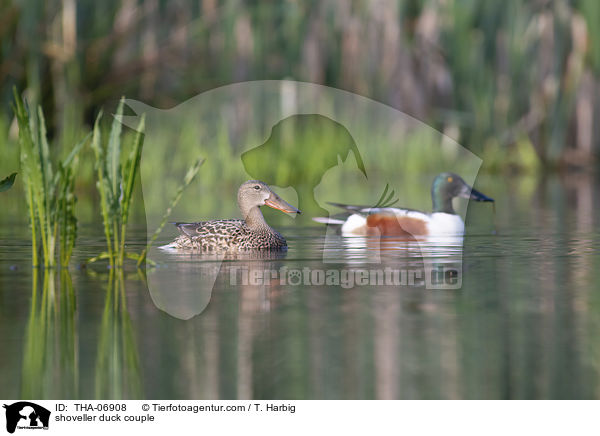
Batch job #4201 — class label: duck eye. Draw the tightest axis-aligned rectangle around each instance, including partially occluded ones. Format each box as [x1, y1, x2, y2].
[254, 185, 261, 190]
[447, 177, 453, 183]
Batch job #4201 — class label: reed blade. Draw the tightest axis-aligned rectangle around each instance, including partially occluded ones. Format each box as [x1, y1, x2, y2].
[0, 172, 17, 192]
[137, 158, 205, 267]
[107, 98, 124, 214]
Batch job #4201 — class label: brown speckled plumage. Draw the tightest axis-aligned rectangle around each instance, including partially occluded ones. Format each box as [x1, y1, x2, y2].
[172, 219, 287, 250]
[164, 181, 300, 251]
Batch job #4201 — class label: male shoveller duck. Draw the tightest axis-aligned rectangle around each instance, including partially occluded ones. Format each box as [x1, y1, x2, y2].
[313, 173, 494, 237]
[163, 180, 301, 251]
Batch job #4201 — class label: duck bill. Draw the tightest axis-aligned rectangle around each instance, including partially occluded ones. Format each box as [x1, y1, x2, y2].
[458, 182, 494, 202]
[468, 187, 494, 202]
[264, 192, 301, 214]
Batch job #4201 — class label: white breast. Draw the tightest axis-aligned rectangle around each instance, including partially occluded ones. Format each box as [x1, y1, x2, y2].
[427, 212, 465, 235]
[341, 214, 368, 235]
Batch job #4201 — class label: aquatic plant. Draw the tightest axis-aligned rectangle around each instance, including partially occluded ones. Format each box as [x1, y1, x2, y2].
[13, 89, 87, 267]
[21, 269, 77, 398]
[95, 269, 142, 399]
[373, 183, 399, 209]
[0, 172, 16, 192]
[89, 97, 203, 268]
[89, 98, 145, 268]
[136, 157, 204, 268]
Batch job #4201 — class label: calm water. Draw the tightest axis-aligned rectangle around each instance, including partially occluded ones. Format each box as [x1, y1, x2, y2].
[1, 173, 600, 399]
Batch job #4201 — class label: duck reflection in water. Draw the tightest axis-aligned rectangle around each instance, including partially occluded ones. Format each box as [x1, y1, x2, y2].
[146, 248, 290, 320]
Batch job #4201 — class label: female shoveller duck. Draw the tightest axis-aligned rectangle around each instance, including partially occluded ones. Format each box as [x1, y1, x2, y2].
[163, 180, 300, 251]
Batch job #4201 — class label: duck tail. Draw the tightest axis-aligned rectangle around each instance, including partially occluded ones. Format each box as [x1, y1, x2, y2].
[171, 222, 202, 237]
[159, 241, 179, 250]
[312, 217, 346, 225]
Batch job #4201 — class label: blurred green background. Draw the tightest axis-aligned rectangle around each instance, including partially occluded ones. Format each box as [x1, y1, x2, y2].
[1, 0, 598, 175]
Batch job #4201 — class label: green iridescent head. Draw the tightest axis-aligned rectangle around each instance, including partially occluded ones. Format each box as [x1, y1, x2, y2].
[431, 173, 494, 214]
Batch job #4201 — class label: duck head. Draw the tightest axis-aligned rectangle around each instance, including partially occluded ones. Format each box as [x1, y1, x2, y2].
[238, 180, 301, 218]
[432, 172, 494, 214]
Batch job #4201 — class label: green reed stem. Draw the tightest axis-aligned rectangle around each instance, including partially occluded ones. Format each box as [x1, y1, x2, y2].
[89, 98, 200, 268]
[90, 98, 145, 268]
[13, 87, 85, 268]
[27, 183, 38, 267]
[136, 158, 204, 267]
[91, 110, 114, 267]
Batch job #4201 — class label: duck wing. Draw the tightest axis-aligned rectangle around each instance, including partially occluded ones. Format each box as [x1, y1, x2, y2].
[173, 220, 246, 238]
[327, 202, 421, 215]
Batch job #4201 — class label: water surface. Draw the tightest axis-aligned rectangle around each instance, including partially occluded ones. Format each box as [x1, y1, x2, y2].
[1, 174, 599, 399]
